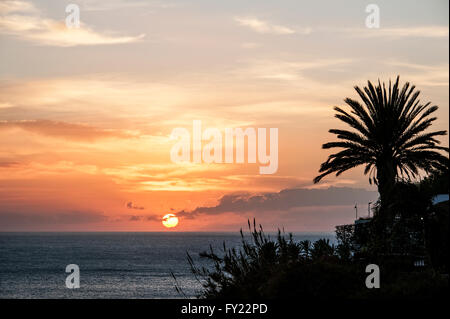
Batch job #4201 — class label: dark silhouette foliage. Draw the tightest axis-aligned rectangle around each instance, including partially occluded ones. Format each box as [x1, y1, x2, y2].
[182, 219, 447, 299]
[314, 76, 448, 211]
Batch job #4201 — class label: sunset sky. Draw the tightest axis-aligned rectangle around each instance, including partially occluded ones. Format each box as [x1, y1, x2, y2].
[0, 0, 448, 231]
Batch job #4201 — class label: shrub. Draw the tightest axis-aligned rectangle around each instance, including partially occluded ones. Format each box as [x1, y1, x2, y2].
[181, 219, 448, 299]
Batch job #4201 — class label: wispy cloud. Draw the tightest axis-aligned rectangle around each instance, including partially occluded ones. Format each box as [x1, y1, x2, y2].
[0, 0, 145, 46]
[232, 58, 353, 83]
[126, 201, 144, 210]
[78, 0, 179, 11]
[241, 42, 261, 49]
[234, 16, 309, 35]
[126, 214, 162, 222]
[0, 120, 134, 141]
[0, 0, 36, 14]
[0, 102, 13, 109]
[351, 26, 448, 38]
[0, 210, 108, 228]
[386, 61, 449, 87]
[0, 161, 20, 168]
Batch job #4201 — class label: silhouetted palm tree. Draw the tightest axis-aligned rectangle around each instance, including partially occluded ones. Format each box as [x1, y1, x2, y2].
[299, 240, 312, 259]
[314, 76, 448, 208]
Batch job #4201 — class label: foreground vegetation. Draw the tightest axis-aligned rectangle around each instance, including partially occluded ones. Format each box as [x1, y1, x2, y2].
[180, 77, 448, 299]
[184, 217, 447, 299]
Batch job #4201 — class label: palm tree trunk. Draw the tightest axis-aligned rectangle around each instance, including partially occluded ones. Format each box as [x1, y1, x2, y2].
[376, 160, 397, 210]
[374, 162, 397, 250]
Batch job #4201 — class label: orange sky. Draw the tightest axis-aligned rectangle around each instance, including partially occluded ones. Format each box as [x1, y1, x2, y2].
[0, 0, 448, 231]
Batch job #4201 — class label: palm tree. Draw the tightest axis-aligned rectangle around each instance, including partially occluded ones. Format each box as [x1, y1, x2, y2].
[314, 76, 448, 209]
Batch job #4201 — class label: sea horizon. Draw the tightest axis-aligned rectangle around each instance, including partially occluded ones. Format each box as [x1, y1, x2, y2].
[0, 232, 336, 298]
[0, 230, 336, 234]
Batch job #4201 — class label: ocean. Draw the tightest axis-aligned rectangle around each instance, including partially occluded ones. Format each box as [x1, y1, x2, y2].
[0, 232, 335, 299]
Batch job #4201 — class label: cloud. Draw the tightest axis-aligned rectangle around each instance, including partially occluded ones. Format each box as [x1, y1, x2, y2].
[0, 0, 36, 14]
[177, 187, 378, 219]
[350, 26, 448, 38]
[126, 201, 144, 210]
[234, 17, 306, 35]
[385, 61, 449, 87]
[241, 42, 261, 49]
[0, 161, 20, 168]
[0, 120, 133, 141]
[0, 102, 13, 108]
[127, 214, 160, 221]
[146, 215, 161, 221]
[0, 0, 145, 46]
[78, 0, 178, 11]
[232, 58, 352, 83]
[0, 210, 108, 228]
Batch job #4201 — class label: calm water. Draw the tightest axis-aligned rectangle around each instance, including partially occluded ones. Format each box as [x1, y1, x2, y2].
[0, 232, 335, 299]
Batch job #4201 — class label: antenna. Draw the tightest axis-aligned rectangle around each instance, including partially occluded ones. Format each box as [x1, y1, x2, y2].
[354, 204, 358, 220]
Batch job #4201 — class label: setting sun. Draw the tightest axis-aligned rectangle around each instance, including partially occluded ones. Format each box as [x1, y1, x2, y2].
[162, 214, 179, 228]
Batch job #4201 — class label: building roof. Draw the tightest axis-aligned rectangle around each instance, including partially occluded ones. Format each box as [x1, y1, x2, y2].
[432, 194, 449, 205]
[355, 218, 372, 225]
